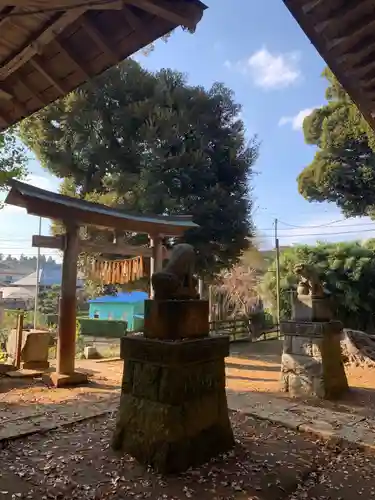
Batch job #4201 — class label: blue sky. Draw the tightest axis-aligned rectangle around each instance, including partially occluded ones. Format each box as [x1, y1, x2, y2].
[2, 0, 375, 260]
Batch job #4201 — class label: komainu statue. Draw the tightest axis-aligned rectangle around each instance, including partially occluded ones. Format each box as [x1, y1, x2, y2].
[151, 243, 199, 300]
[294, 263, 326, 298]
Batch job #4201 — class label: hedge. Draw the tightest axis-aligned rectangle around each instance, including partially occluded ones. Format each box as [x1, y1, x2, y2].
[77, 317, 127, 338]
[46, 313, 59, 326]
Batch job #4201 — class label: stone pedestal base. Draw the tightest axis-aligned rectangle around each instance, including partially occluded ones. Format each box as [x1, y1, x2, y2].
[43, 371, 88, 388]
[113, 335, 234, 473]
[144, 299, 209, 340]
[280, 320, 348, 399]
[22, 360, 50, 370]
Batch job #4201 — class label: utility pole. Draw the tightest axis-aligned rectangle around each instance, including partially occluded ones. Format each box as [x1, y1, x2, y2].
[274, 218, 281, 334]
[33, 216, 42, 330]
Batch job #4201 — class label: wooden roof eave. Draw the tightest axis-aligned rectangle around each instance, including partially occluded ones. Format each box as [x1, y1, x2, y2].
[5, 180, 198, 237]
[0, 0, 207, 131]
[282, 0, 375, 131]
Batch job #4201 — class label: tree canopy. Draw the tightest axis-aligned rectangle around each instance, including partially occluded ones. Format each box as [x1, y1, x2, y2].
[19, 60, 258, 276]
[260, 241, 375, 332]
[0, 129, 27, 189]
[298, 68, 375, 218]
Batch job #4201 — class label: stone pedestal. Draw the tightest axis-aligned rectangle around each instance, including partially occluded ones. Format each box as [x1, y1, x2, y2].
[280, 320, 348, 399]
[112, 335, 234, 473]
[43, 371, 88, 388]
[144, 299, 209, 340]
[6, 329, 51, 370]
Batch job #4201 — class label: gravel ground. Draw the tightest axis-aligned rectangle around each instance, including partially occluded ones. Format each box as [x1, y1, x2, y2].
[1, 410, 375, 500]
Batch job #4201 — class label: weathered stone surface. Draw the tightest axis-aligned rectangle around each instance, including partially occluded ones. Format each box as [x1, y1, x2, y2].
[291, 336, 312, 356]
[293, 294, 333, 322]
[7, 329, 51, 369]
[120, 335, 230, 365]
[144, 299, 209, 340]
[280, 320, 342, 337]
[84, 346, 101, 360]
[283, 334, 293, 354]
[281, 353, 323, 376]
[113, 336, 234, 473]
[280, 320, 348, 400]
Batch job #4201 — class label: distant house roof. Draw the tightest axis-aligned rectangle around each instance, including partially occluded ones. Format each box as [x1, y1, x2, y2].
[0, 286, 35, 300]
[88, 291, 148, 304]
[12, 265, 84, 288]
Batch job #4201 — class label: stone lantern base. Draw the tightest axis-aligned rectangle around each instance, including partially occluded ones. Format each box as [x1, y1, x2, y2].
[112, 335, 234, 473]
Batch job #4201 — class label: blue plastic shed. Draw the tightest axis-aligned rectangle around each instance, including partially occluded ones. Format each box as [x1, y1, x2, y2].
[88, 291, 148, 331]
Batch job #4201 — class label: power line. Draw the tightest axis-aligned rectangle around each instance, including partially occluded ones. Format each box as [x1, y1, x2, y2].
[276, 218, 345, 229]
[266, 227, 375, 238]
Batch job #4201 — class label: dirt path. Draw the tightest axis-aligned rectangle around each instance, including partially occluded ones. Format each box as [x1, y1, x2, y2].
[1, 410, 375, 500]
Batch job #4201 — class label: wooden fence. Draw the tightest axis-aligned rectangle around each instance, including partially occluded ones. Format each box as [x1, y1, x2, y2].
[209, 319, 251, 342]
[209, 318, 280, 343]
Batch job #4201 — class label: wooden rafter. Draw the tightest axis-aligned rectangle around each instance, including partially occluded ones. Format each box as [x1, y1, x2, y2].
[0, 7, 86, 80]
[124, 0, 203, 30]
[16, 77, 47, 106]
[0, 112, 10, 127]
[29, 56, 67, 94]
[336, 41, 375, 66]
[0, 0, 121, 6]
[301, 0, 324, 15]
[0, 82, 29, 117]
[0, 86, 13, 100]
[0, 6, 15, 29]
[121, 5, 144, 31]
[326, 18, 375, 53]
[80, 17, 118, 64]
[53, 39, 91, 80]
[0, 0, 206, 132]
[315, 1, 375, 36]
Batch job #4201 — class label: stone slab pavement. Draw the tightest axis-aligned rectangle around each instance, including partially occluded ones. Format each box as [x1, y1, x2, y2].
[227, 390, 375, 451]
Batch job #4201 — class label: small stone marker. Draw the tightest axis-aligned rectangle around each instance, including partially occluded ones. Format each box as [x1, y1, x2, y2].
[7, 329, 51, 371]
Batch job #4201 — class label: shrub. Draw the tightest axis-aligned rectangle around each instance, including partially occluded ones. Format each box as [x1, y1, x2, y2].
[77, 317, 127, 338]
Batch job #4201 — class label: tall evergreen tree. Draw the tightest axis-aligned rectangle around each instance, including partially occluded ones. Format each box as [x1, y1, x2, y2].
[0, 128, 27, 189]
[19, 60, 258, 275]
[298, 68, 375, 218]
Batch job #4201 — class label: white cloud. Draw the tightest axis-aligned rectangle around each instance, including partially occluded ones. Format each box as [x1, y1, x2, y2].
[225, 47, 302, 90]
[278, 107, 315, 131]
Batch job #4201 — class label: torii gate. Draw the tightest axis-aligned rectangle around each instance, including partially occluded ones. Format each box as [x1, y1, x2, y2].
[5, 180, 197, 387]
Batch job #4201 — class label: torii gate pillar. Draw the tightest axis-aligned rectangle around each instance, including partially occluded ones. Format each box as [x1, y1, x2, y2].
[44, 223, 88, 388]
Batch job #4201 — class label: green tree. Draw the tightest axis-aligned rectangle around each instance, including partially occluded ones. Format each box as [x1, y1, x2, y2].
[260, 241, 375, 331]
[298, 68, 375, 217]
[19, 60, 258, 276]
[39, 285, 61, 315]
[0, 128, 27, 189]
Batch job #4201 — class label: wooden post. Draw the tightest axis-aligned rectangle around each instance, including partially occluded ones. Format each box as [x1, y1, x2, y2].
[15, 311, 24, 369]
[208, 285, 213, 322]
[198, 278, 204, 298]
[149, 234, 163, 298]
[46, 224, 87, 387]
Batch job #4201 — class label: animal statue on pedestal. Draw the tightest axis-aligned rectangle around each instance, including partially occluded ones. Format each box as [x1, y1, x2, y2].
[151, 243, 199, 300]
